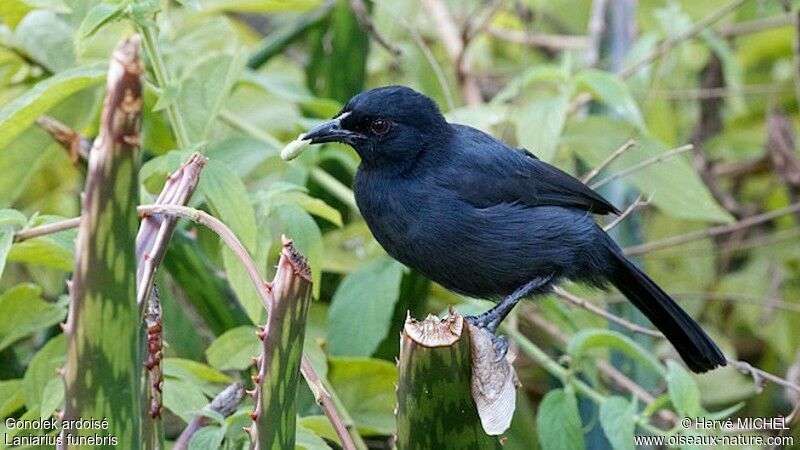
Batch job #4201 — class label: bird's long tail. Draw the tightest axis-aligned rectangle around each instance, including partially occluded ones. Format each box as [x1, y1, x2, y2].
[608, 250, 726, 373]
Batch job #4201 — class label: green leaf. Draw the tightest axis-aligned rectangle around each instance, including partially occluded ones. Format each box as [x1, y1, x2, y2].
[599, 396, 636, 450]
[516, 89, 569, 161]
[298, 416, 338, 446]
[0, 0, 33, 29]
[0, 379, 25, 417]
[188, 425, 226, 450]
[327, 258, 404, 357]
[322, 221, 384, 274]
[0, 209, 26, 279]
[163, 358, 231, 385]
[21, 0, 71, 13]
[305, 0, 367, 102]
[140, 149, 194, 194]
[195, 408, 226, 426]
[75, 2, 125, 39]
[328, 357, 397, 435]
[8, 214, 76, 271]
[666, 360, 702, 418]
[199, 0, 320, 14]
[162, 378, 211, 423]
[493, 65, 570, 104]
[15, 10, 75, 72]
[536, 388, 585, 450]
[283, 191, 342, 227]
[567, 329, 665, 376]
[205, 325, 260, 371]
[276, 204, 323, 297]
[176, 0, 201, 11]
[200, 159, 257, 249]
[205, 135, 278, 179]
[178, 51, 246, 142]
[199, 160, 263, 321]
[152, 82, 181, 112]
[22, 334, 65, 410]
[562, 117, 733, 223]
[0, 63, 105, 152]
[296, 423, 333, 450]
[0, 284, 67, 351]
[39, 376, 64, 420]
[445, 104, 508, 133]
[574, 69, 644, 128]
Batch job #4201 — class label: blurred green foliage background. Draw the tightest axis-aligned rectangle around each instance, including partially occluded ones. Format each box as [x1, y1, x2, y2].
[1, 0, 799, 449]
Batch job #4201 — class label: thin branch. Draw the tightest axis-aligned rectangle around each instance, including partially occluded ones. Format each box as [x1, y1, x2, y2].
[463, 0, 506, 43]
[300, 356, 364, 450]
[581, 138, 637, 183]
[504, 327, 667, 436]
[569, 0, 749, 112]
[590, 144, 693, 189]
[624, 202, 800, 256]
[522, 307, 678, 425]
[138, 205, 271, 310]
[486, 28, 589, 50]
[420, 0, 482, 104]
[399, 19, 456, 111]
[138, 204, 359, 447]
[136, 153, 206, 312]
[13, 217, 81, 243]
[138, 24, 192, 148]
[584, 0, 608, 67]
[36, 116, 92, 164]
[638, 227, 800, 261]
[729, 359, 800, 395]
[349, 0, 401, 58]
[794, 10, 800, 113]
[637, 84, 792, 100]
[173, 382, 246, 450]
[618, 0, 749, 79]
[551, 290, 800, 398]
[144, 286, 164, 420]
[553, 287, 664, 338]
[690, 53, 742, 218]
[603, 194, 652, 231]
[602, 291, 800, 314]
[717, 13, 794, 38]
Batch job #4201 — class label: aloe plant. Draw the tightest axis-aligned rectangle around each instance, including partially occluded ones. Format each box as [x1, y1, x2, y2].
[60, 36, 144, 449]
[395, 311, 503, 450]
[248, 237, 313, 450]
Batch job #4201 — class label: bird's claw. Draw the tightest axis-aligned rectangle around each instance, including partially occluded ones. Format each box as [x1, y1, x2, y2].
[465, 315, 509, 362]
[464, 314, 486, 329]
[491, 335, 509, 362]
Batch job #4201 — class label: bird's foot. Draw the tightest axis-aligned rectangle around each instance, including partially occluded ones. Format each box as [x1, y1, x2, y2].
[491, 335, 509, 362]
[465, 315, 509, 362]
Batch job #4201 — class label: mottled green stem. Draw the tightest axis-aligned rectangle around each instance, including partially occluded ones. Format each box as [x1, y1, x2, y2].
[137, 24, 191, 148]
[125, 204, 361, 448]
[60, 35, 144, 450]
[248, 238, 313, 450]
[396, 311, 502, 450]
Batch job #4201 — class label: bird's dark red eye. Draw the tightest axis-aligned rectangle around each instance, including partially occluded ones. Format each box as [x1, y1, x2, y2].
[370, 118, 390, 134]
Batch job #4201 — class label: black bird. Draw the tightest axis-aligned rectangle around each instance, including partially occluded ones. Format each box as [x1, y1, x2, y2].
[302, 85, 726, 373]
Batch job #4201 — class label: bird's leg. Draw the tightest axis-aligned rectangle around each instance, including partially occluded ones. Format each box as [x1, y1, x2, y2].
[466, 273, 555, 359]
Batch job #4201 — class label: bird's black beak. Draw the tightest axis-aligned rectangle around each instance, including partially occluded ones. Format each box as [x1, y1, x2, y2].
[302, 113, 363, 145]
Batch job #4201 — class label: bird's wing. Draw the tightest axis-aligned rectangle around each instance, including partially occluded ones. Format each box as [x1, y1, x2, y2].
[440, 126, 619, 215]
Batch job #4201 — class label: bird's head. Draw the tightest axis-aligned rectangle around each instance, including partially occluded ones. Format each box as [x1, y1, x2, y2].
[302, 85, 450, 168]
